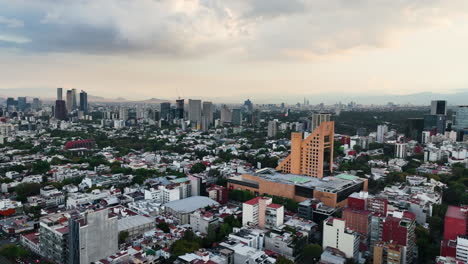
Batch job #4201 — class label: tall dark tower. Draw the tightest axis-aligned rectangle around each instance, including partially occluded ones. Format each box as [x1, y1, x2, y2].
[176, 99, 184, 119]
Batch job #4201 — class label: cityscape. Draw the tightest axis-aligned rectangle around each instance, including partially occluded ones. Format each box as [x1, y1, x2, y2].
[2, 1, 468, 264]
[0, 91, 467, 264]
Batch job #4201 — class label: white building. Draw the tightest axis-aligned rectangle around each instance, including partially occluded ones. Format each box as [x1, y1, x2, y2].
[456, 236, 468, 263]
[242, 197, 284, 229]
[322, 218, 359, 260]
[377, 125, 388, 143]
[395, 143, 407, 159]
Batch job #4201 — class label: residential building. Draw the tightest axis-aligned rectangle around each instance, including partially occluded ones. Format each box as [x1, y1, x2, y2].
[456, 236, 468, 263]
[242, 196, 284, 229]
[373, 241, 404, 264]
[381, 211, 416, 264]
[207, 185, 228, 204]
[190, 210, 219, 235]
[276, 121, 335, 178]
[377, 125, 388, 143]
[395, 143, 407, 159]
[322, 218, 359, 260]
[69, 209, 118, 264]
[264, 230, 306, 262]
[267, 120, 278, 138]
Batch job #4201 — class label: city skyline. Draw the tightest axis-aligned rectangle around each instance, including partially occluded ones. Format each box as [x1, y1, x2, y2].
[1, 1, 468, 101]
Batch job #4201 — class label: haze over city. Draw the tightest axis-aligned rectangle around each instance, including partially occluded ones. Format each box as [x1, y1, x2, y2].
[1, 0, 468, 102]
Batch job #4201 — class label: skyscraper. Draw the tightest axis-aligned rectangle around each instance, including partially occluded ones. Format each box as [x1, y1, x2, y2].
[79, 90, 88, 113]
[55, 100, 67, 120]
[267, 120, 278, 138]
[202, 101, 214, 130]
[220, 105, 232, 124]
[244, 99, 253, 112]
[188, 99, 202, 128]
[32, 98, 41, 110]
[232, 108, 242, 126]
[17, 97, 27, 112]
[431, 100, 447, 115]
[66, 90, 73, 112]
[119, 107, 128, 121]
[6, 97, 16, 112]
[453, 105, 468, 141]
[176, 99, 184, 119]
[57, 88, 63, 100]
[72, 88, 78, 110]
[276, 121, 335, 178]
[311, 112, 331, 132]
[376, 125, 388, 143]
[160, 102, 171, 120]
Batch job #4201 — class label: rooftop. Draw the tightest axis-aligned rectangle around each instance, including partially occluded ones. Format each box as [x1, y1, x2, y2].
[446, 205, 467, 220]
[164, 196, 219, 214]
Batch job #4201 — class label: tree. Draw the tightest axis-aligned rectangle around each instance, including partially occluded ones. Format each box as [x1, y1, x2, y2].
[302, 244, 322, 263]
[15, 183, 41, 202]
[0, 244, 29, 259]
[190, 162, 207, 173]
[118, 231, 129, 244]
[276, 256, 294, 264]
[157, 222, 170, 233]
[32, 160, 51, 174]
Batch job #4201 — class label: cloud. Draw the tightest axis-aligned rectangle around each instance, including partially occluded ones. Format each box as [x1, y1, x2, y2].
[0, 15, 23, 28]
[0, 0, 467, 59]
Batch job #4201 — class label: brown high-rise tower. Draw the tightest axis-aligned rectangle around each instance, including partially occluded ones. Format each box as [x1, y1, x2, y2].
[276, 121, 334, 178]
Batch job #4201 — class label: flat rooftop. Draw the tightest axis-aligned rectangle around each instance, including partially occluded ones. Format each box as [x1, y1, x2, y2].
[446, 205, 467, 220]
[233, 169, 365, 193]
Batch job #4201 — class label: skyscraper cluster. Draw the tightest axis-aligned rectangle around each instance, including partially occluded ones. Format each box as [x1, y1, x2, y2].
[55, 87, 89, 120]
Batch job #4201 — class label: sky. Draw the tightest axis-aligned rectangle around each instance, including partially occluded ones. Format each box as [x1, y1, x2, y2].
[1, 0, 468, 103]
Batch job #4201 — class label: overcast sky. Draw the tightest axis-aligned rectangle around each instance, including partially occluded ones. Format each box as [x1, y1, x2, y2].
[1, 0, 468, 101]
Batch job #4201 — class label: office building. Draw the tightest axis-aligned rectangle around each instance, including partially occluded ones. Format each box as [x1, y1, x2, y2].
[311, 112, 331, 132]
[176, 99, 184, 119]
[405, 118, 424, 142]
[276, 121, 334, 178]
[220, 105, 232, 124]
[453, 106, 468, 140]
[244, 99, 253, 112]
[69, 209, 118, 264]
[6, 97, 16, 112]
[79, 90, 88, 113]
[55, 100, 67, 120]
[431, 100, 447, 115]
[160, 102, 171, 120]
[228, 169, 368, 208]
[424, 114, 446, 134]
[323, 218, 359, 260]
[202, 101, 214, 130]
[71, 88, 78, 110]
[66, 90, 73, 112]
[242, 197, 284, 229]
[32, 98, 41, 110]
[232, 108, 242, 126]
[188, 99, 202, 128]
[373, 241, 404, 264]
[57, 87, 63, 100]
[119, 107, 128, 121]
[267, 120, 278, 138]
[376, 125, 388, 143]
[17, 97, 27, 112]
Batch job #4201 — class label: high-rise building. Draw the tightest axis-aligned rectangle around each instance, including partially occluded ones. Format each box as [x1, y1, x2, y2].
[68, 209, 118, 264]
[17, 97, 27, 112]
[424, 114, 446, 134]
[79, 90, 88, 113]
[119, 107, 128, 121]
[57, 88, 63, 100]
[267, 120, 278, 138]
[71, 88, 78, 110]
[276, 121, 334, 178]
[232, 108, 242, 126]
[32, 98, 41, 110]
[242, 197, 284, 229]
[395, 143, 407, 159]
[453, 106, 468, 140]
[66, 90, 73, 113]
[202, 101, 213, 130]
[405, 118, 424, 142]
[188, 99, 202, 128]
[176, 99, 184, 119]
[431, 100, 447, 115]
[376, 125, 388, 143]
[6, 97, 16, 112]
[323, 218, 359, 260]
[220, 105, 232, 124]
[160, 102, 171, 120]
[244, 99, 253, 112]
[311, 112, 331, 132]
[55, 100, 67, 120]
